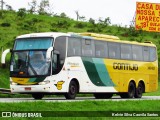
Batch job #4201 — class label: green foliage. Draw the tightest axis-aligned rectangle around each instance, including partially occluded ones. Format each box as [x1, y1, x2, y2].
[1, 22, 11, 27]
[17, 8, 27, 18]
[89, 18, 95, 25]
[38, 0, 50, 15]
[74, 22, 86, 28]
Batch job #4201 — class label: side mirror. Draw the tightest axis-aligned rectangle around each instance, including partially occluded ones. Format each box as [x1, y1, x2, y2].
[1, 49, 10, 68]
[46, 47, 53, 62]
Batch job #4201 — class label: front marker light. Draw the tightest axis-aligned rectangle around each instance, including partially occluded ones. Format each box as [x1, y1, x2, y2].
[38, 80, 50, 85]
[10, 81, 18, 85]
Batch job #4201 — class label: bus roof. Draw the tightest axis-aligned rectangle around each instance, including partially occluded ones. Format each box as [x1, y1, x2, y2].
[16, 32, 156, 47]
[16, 32, 71, 39]
[79, 32, 156, 47]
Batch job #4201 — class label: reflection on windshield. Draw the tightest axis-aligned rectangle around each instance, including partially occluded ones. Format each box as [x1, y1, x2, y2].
[11, 51, 50, 77]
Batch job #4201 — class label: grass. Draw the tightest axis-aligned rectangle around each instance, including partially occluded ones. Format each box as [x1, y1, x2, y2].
[0, 100, 160, 111]
[0, 100, 160, 119]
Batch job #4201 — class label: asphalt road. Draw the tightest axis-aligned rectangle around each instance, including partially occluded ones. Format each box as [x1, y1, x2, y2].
[0, 96, 160, 103]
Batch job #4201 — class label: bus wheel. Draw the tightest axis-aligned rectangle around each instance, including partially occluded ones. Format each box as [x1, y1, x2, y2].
[134, 82, 143, 98]
[120, 82, 135, 98]
[32, 93, 44, 100]
[94, 93, 113, 99]
[64, 81, 78, 99]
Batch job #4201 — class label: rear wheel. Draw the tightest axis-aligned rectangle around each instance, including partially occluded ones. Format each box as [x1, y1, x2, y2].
[120, 82, 135, 98]
[32, 93, 44, 100]
[134, 82, 144, 98]
[64, 81, 78, 99]
[94, 93, 113, 99]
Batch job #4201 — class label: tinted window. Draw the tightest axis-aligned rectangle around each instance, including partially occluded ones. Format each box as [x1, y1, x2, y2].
[82, 39, 95, 57]
[15, 38, 53, 50]
[132, 45, 143, 61]
[54, 36, 66, 64]
[108, 42, 120, 59]
[143, 46, 150, 61]
[67, 37, 81, 57]
[121, 44, 132, 60]
[150, 47, 156, 61]
[95, 41, 108, 58]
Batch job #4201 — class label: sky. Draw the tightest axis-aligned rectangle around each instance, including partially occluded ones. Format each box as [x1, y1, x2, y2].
[3, 0, 160, 27]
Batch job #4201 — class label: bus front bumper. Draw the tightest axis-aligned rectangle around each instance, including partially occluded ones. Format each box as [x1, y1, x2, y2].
[10, 84, 54, 93]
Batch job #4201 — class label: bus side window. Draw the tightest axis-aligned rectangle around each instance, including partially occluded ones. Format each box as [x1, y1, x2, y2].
[52, 53, 57, 73]
[54, 36, 66, 73]
[67, 37, 81, 57]
[132, 45, 143, 61]
[108, 42, 120, 59]
[95, 41, 108, 58]
[150, 47, 156, 61]
[82, 39, 95, 57]
[121, 44, 132, 60]
[143, 46, 149, 61]
[52, 52, 60, 74]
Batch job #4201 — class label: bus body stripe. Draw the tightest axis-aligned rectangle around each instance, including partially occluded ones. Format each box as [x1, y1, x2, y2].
[92, 58, 115, 86]
[82, 57, 115, 86]
[11, 77, 46, 84]
[82, 57, 105, 86]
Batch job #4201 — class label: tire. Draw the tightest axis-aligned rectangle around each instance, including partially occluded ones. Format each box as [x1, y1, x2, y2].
[64, 81, 78, 99]
[134, 82, 144, 98]
[94, 93, 113, 99]
[32, 93, 44, 100]
[120, 82, 135, 98]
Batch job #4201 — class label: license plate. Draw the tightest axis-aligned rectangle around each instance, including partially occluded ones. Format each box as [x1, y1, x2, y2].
[25, 87, 31, 91]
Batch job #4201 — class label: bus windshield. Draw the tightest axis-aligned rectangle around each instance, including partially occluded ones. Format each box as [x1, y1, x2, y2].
[10, 50, 50, 77]
[14, 37, 53, 50]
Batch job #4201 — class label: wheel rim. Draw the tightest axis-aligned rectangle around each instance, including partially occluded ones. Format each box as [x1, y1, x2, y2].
[137, 84, 143, 95]
[70, 85, 76, 95]
[129, 83, 135, 98]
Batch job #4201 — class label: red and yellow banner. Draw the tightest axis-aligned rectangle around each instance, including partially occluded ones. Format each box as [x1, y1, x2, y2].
[136, 2, 160, 32]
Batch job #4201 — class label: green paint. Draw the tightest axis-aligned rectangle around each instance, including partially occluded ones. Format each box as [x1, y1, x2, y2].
[82, 57, 114, 87]
[82, 57, 105, 86]
[92, 58, 114, 86]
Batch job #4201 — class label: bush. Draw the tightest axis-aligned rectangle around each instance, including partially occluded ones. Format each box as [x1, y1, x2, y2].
[17, 8, 27, 18]
[1, 22, 11, 27]
[74, 22, 86, 28]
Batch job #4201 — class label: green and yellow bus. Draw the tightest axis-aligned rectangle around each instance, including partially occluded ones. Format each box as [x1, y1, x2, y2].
[1, 32, 158, 99]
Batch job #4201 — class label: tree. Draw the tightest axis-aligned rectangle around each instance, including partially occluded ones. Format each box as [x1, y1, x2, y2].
[17, 8, 27, 18]
[79, 16, 86, 21]
[104, 17, 111, 26]
[5, 5, 13, 11]
[75, 10, 79, 21]
[28, 0, 37, 14]
[60, 12, 67, 18]
[38, 0, 50, 15]
[89, 18, 95, 25]
[98, 17, 111, 26]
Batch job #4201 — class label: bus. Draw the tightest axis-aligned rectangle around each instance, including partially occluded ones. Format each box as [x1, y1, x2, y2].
[1, 32, 158, 99]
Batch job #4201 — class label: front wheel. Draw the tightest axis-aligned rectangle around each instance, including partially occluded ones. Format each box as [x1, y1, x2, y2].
[64, 81, 78, 99]
[32, 93, 44, 100]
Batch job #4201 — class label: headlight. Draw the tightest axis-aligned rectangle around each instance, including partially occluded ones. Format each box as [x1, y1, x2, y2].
[38, 80, 50, 85]
[10, 81, 17, 85]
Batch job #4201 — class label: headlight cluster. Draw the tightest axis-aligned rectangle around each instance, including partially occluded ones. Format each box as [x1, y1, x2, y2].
[10, 81, 17, 85]
[38, 80, 50, 85]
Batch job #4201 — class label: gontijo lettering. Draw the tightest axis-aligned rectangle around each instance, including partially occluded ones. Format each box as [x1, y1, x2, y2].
[113, 62, 138, 71]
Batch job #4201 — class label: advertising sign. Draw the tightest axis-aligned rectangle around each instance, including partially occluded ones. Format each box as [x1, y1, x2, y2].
[136, 2, 160, 32]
